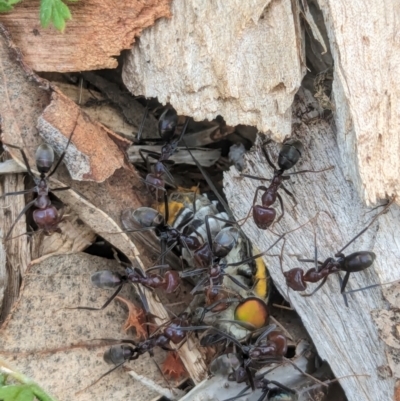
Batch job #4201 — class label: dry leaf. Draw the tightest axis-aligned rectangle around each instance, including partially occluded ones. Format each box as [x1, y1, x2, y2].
[0, 0, 172, 72]
[162, 352, 187, 381]
[115, 295, 147, 340]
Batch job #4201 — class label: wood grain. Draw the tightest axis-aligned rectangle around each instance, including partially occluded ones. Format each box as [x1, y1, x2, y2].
[123, 0, 305, 139]
[223, 88, 398, 401]
[0, 0, 172, 72]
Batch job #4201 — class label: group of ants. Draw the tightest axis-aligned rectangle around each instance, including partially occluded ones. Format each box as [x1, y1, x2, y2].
[0, 107, 393, 401]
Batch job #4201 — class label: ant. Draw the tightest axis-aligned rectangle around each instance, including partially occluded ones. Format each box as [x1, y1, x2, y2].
[69, 250, 180, 312]
[241, 139, 333, 229]
[1, 126, 75, 239]
[282, 199, 394, 297]
[137, 107, 189, 199]
[121, 190, 203, 265]
[183, 214, 285, 313]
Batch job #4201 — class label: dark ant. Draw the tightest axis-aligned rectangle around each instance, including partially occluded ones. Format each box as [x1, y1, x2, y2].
[241, 139, 333, 229]
[183, 214, 285, 313]
[179, 323, 288, 390]
[69, 251, 180, 312]
[282, 199, 394, 297]
[137, 107, 189, 199]
[122, 190, 202, 265]
[1, 127, 75, 239]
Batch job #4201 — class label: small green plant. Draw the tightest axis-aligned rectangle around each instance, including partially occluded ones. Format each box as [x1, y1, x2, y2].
[0, 358, 58, 401]
[0, 0, 78, 32]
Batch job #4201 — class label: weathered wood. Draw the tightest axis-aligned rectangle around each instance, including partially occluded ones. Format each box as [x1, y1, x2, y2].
[317, 0, 400, 205]
[223, 88, 398, 401]
[123, 0, 305, 139]
[0, 0, 172, 72]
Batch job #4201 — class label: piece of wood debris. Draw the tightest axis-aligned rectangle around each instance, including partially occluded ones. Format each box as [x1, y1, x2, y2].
[128, 145, 221, 167]
[223, 88, 398, 401]
[123, 0, 305, 139]
[0, 253, 169, 401]
[0, 0, 172, 72]
[318, 0, 400, 205]
[0, 25, 207, 383]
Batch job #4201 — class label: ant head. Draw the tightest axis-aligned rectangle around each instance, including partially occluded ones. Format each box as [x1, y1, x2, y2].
[213, 227, 240, 258]
[278, 139, 303, 171]
[103, 344, 136, 365]
[234, 297, 269, 329]
[35, 144, 54, 174]
[91, 270, 124, 289]
[158, 108, 178, 141]
[132, 207, 165, 229]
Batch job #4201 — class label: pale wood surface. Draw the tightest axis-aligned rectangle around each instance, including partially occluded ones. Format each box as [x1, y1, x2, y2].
[123, 0, 305, 139]
[317, 0, 400, 205]
[223, 89, 399, 401]
[0, 0, 172, 72]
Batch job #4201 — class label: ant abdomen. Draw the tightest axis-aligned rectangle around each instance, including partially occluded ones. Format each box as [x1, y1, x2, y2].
[91, 270, 124, 289]
[277, 139, 303, 170]
[35, 144, 55, 173]
[213, 227, 240, 258]
[344, 251, 376, 272]
[104, 345, 133, 365]
[253, 205, 276, 229]
[158, 108, 178, 141]
[132, 207, 164, 228]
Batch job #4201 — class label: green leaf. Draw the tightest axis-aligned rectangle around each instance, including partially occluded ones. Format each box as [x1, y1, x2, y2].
[39, 0, 73, 31]
[0, 385, 35, 401]
[0, 0, 17, 12]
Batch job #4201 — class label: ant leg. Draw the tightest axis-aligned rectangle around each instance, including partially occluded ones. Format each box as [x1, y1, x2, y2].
[136, 103, 149, 143]
[5, 199, 36, 240]
[300, 277, 327, 297]
[237, 186, 268, 227]
[338, 274, 349, 307]
[76, 361, 126, 394]
[286, 166, 334, 176]
[183, 140, 234, 221]
[297, 258, 323, 264]
[2, 143, 35, 179]
[50, 186, 70, 192]
[340, 272, 351, 294]
[67, 284, 124, 311]
[0, 188, 35, 198]
[274, 193, 285, 224]
[227, 233, 286, 267]
[336, 197, 395, 255]
[138, 148, 160, 165]
[224, 273, 252, 291]
[47, 121, 77, 178]
[260, 141, 278, 171]
[240, 173, 271, 181]
[280, 184, 297, 206]
[176, 117, 190, 143]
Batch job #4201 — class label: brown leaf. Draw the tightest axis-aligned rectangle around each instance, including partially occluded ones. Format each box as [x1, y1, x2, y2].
[0, 0, 172, 72]
[162, 352, 187, 381]
[115, 295, 147, 340]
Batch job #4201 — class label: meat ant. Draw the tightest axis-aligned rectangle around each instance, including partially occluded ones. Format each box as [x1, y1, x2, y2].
[69, 250, 180, 312]
[241, 139, 333, 229]
[282, 199, 394, 297]
[1, 126, 75, 239]
[137, 107, 189, 199]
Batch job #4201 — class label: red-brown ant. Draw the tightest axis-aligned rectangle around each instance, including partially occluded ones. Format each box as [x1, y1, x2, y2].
[1, 125, 75, 239]
[69, 252, 180, 312]
[241, 139, 333, 230]
[138, 108, 189, 199]
[282, 200, 393, 297]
